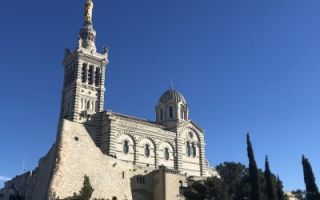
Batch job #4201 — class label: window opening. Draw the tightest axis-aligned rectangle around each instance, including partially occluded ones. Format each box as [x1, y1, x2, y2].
[169, 106, 173, 119]
[164, 148, 169, 160]
[95, 68, 101, 86]
[88, 66, 94, 85]
[186, 142, 191, 157]
[123, 140, 129, 154]
[81, 64, 87, 83]
[192, 143, 197, 157]
[144, 144, 150, 158]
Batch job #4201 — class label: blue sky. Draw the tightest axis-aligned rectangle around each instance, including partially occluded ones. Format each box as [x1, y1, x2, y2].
[1, 0, 320, 191]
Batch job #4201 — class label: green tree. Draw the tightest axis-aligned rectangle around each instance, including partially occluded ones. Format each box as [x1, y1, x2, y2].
[206, 177, 232, 200]
[183, 180, 206, 200]
[78, 175, 94, 200]
[291, 189, 305, 200]
[246, 134, 261, 200]
[61, 175, 95, 200]
[276, 176, 285, 200]
[184, 177, 232, 200]
[216, 162, 250, 199]
[265, 156, 276, 200]
[216, 162, 286, 200]
[302, 155, 320, 200]
[185, 161, 289, 200]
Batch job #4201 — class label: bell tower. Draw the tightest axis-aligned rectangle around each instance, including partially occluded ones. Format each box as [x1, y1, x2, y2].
[60, 0, 109, 123]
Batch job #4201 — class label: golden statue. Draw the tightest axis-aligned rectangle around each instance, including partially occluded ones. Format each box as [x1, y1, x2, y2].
[84, 0, 94, 24]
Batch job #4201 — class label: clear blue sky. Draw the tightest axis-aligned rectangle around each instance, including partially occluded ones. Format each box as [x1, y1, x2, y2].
[1, 0, 320, 191]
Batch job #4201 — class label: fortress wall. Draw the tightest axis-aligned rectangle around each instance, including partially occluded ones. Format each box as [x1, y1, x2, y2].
[0, 143, 57, 200]
[49, 119, 146, 200]
[31, 145, 57, 200]
[1, 172, 35, 200]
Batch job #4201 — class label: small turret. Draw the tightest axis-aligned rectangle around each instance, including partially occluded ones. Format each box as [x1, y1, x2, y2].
[155, 87, 189, 128]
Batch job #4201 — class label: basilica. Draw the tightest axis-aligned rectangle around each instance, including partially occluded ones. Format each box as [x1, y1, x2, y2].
[0, 1, 217, 199]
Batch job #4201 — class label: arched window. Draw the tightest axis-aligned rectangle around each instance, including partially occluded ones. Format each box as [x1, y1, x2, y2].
[169, 106, 173, 119]
[86, 101, 90, 110]
[144, 144, 150, 158]
[189, 132, 194, 139]
[123, 140, 129, 154]
[180, 106, 184, 119]
[88, 66, 94, 85]
[186, 142, 191, 157]
[81, 64, 87, 83]
[112, 197, 117, 200]
[192, 143, 196, 157]
[164, 148, 169, 160]
[95, 67, 101, 86]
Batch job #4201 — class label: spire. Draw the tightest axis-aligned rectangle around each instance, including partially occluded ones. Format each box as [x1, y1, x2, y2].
[84, 0, 94, 25]
[78, 0, 97, 52]
[170, 80, 174, 90]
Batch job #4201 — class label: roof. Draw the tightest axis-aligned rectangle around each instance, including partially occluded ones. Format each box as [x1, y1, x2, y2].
[106, 111, 166, 129]
[159, 89, 187, 104]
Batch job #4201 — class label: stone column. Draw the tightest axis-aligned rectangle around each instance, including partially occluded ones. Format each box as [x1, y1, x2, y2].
[155, 144, 160, 168]
[98, 61, 107, 112]
[175, 135, 183, 171]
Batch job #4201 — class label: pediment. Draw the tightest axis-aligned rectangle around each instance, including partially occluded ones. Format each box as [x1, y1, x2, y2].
[177, 120, 204, 135]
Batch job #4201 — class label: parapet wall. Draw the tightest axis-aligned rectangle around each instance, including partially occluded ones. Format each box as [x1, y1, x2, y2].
[32, 144, 57, 199]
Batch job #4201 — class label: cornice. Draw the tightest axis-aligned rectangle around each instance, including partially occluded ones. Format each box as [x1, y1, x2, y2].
[106, 111, 166, 129]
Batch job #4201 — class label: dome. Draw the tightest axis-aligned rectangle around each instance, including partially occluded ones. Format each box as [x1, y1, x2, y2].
[159, 89, 187, 104]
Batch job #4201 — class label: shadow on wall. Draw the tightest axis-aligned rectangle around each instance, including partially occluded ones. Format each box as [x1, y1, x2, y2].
[130, 174, 154, 200]
[82, 112, 103, 147]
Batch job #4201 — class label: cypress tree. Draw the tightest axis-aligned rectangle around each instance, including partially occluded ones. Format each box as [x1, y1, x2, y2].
[302, 155, 320, 200]
[246, 134, 261, 200]
[61, 175, 94, 200]
[265, 156, 276, 200]
[276, 176, 285, 200]
[78, 175, 94, 200]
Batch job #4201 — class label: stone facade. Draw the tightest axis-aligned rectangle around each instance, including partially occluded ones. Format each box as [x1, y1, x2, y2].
[0, 1, 218, 199]
[60, 24, 108, 124]
[1, 120, 192, 200]
[99, 111, 209, 177]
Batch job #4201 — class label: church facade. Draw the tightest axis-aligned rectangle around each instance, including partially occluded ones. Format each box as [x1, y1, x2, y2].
[0, 1, 217, 199]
